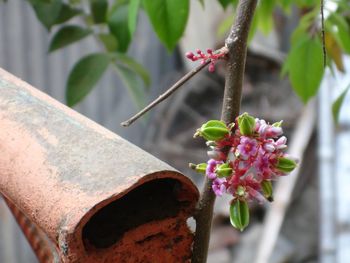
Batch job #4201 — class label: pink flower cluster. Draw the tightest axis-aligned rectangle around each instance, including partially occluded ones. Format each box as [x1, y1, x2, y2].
[199, 116, 297, 203]
[185, 48, 227, 72]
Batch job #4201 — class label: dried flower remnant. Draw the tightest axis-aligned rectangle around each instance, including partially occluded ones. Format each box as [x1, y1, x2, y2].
[190, 113, 298, 231]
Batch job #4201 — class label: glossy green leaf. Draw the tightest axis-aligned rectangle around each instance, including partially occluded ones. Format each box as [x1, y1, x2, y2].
[278, 0, 293, 13]
[128, 0, 140, 36]
[327, 13, 350, 54]
[114, 53, 150, 87]
[287, 35, 324, 103]
[90, 0, 108, 24]
[143, 0, 189, 51]
[112, 63, 146, 109]
[257, 0, 275, 35]
[31, 0, 62, 30]
[108, 5, 131, 52]
[99, 33, 118, 52]
[66, 53, 110, 106]
[324, 30, 344, 72]
[55, 3, 82, 24]
[49, 25, 92, 52]
[28, 0, 52, 4]
[248, 11, 258, 43]
[290, 9, 318, 45]
[218, 0, 232, 9]
[217, 15, 234, 38]
[230, 199, 249, 231]
[295, 0, 319, 8]
[332, 84, 350, 123]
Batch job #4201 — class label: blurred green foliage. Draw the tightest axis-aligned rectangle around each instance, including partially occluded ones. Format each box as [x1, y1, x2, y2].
[6, 0, 350, 115]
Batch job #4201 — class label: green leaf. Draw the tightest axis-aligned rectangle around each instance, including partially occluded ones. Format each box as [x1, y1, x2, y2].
[99, 33, 118, 52]
[55, 3, 82, 24]
[27, 0, 52, 4]
[128, 0, 140, 36]
[295, 0, 319, 8]
[49, 25, 92, 52]
[218, 0, 232, 9]
[143, 0, 189, 51]
[66, 53, 110, 106]
[230, 199, 249, 231]
[112, 63, 146, 109]
[278, 0, 293, 13]
[108, 5, 131, 52]
[332, 84, 350, 123]
[114, 53, 150, 87]
[217, 15, 234, 38]
[31, 0, 62, 30]
[256, 0, 275, 35]
[248, 11, 258, 43]
[327, 13, 350, 54]
[90, 0, 108, 24]
[324, 30, 345, 72]
[287, 35, 324, 103]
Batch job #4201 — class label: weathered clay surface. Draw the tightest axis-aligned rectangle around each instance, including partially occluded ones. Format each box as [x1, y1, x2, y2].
[0, 68, 199, 262]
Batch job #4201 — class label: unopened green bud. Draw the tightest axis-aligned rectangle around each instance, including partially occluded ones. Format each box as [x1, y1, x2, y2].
[230, 199, 250, 231]
[237, 113, 255, 136]
[276, 157, 297, 173]
[261, 180, 274, 202]
[215, 163, 233, 178]
[189, 163, 207, 174]
[195, 120, 229, 141]
[272, 120, 283, 127]
[236, 185, 246, 197]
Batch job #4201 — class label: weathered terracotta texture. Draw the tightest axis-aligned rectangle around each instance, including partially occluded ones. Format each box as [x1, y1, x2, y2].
[0, 68, 199, 262]
[3, 196, 59, 262]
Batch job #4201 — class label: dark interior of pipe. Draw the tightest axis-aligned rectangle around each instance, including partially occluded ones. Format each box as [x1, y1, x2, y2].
[82, 178, 190, 249]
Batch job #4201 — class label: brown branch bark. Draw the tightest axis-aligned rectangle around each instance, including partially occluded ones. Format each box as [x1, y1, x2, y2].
[191, 1, 258, 262]
[121, 60, 211, 127]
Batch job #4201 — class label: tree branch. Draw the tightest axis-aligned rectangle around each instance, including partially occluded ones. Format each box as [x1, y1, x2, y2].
[121, 60, 211, 127]
[191, 1, 258, 262]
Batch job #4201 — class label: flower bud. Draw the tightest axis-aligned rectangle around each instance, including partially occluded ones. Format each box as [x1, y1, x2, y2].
[272, 120, 283, 127]
[208, 62, 215, 72]
[237, 113, 256, 136]
[276, 157, 297, 173]
[261, 180, 273, 202]
[185, 52, 194, 59]
[189, 163, 207, 174]
[215, 163, 233, 178]
[195, 120, 229, 141]
[230, 199, 250, 231]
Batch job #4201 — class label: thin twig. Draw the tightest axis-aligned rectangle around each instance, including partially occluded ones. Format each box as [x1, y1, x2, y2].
[121, 60, 211, 127]
[321, 0, 326, 68]
[191, 1, 258, 262]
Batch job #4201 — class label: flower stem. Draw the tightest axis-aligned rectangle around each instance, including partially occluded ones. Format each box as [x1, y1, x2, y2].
[191, 1, 258, 262]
